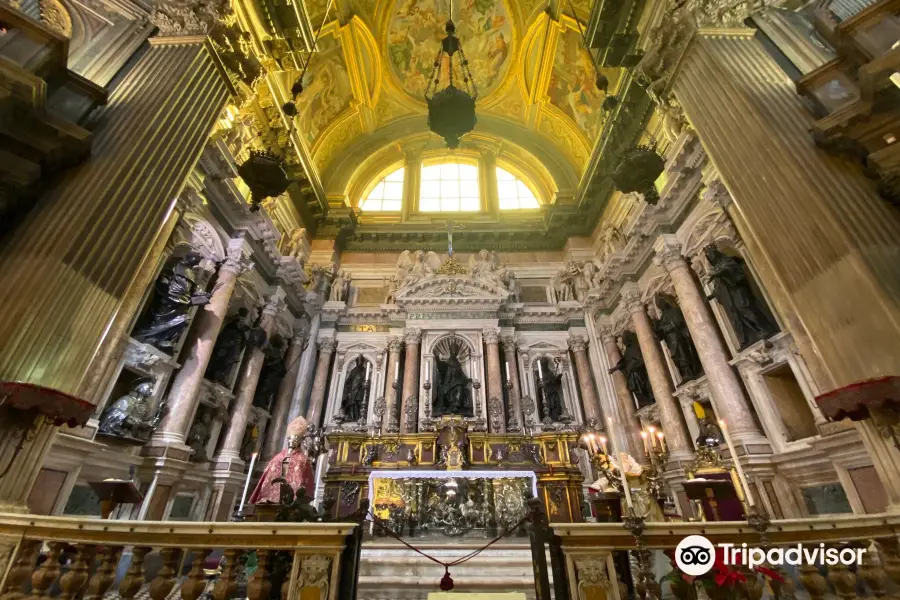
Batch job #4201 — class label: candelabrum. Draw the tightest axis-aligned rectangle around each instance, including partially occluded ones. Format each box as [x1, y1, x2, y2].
[505, 380, 520, 432]
[423, 379, 433, 431]
[640, 427, 670, 501]
[387, 379, 401, 433]
[622, 509, 660, 600]
[356, 380, 371, 431]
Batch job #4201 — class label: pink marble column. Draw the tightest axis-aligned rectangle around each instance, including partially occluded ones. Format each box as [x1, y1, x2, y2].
[620, 283, 693, 460]
[654, 235, 768, 445]
[261, 328, 308, 459]
[400, 329, 421, 434]
[216, 289, 286, 462]
[305, 338, 336, 428]
[501, 337, 524, 432]
[599, 325, 646, 460]
[484, 329, 506, 434]
[154, 236, 250, 445]
[382, 338, 403, 433]
[568, 335, 603, 426]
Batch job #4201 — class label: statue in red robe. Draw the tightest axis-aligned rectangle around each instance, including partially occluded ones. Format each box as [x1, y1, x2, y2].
[249, 416, 315, 504]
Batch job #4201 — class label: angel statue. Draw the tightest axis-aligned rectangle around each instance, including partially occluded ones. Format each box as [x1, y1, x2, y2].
[383, 273, 400, 304]
[329, 269, 350, 302]
[551, 270, 572, 303]
[504, 271, 521, 303]
[469, 249, 504, 287]
[395, 250, 441, 289]
[286, 228, 308, 263]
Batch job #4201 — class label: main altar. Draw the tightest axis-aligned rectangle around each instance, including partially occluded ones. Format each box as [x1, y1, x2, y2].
[316, 250, 591, 530]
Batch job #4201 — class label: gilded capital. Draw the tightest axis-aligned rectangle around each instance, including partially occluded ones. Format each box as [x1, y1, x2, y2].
[151, 0, 227, 37]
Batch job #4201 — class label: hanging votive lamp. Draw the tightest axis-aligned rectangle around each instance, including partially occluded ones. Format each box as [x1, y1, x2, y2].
[424, 19, 478, 150]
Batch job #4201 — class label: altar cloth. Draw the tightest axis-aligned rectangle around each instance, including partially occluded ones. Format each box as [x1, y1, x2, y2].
[367, 470, 538, 508]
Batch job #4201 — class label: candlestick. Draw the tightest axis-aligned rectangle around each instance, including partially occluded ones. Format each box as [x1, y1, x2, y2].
[640, 431, 649, 454]
[619, 451, 634, 508]
[656, 431, 666, 453]
[237, 452, 259, 512]
[394, 360, 399, 383]
[505, 361, 510, 380]
[598, 435, 608, 455]
[425, 360, 430, 382]
[537, 359, 543, 381]
[718, 420, 756, 507]
[365, 361, 371, 383]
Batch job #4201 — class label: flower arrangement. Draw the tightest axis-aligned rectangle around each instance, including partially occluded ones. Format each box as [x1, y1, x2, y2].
[661, 548, 785, 600]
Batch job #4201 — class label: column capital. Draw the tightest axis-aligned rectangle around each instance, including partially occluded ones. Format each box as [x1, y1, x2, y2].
[318, 337, 336, 354]
[653, 234, 688, 271]
[619, 282, 646, 315]
[702, 178, 733, 209]
[501, 336, 517, 352]
[597, 321, 618, 344]
[221, 234, 254, 276]
[261, 287, 287, 318]
[388, 337, 404, 353]
[483, 329, 500, 345]
[403, 328, 422, 345]
[568, 335, 588, 353]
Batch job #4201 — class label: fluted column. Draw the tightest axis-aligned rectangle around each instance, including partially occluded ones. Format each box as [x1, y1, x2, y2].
[154, 235, 252, 445]
[216, 289, 286, 463]
[654, 235, 768, 446]
[400, 329, 421, 434]
[382, 337, 403, 433]
[620, 283, 693, 460]
[568, 335, 603, 425]
[262, 328, 308, 459]
[306, 338, 336, 428]
[501, 337, 524, 432]
[598, 325, 645, 460]
[484, 329, 505, 434]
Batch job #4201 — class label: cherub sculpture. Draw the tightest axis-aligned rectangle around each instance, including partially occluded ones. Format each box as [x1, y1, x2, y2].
[395, 250, 441, 289]
[469, 249, 505, 287]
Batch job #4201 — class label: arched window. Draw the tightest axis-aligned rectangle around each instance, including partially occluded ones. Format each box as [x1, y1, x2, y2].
[497, 167, 540, 209]
[420, 162, 480, 212]
[360, 167, 404, 211]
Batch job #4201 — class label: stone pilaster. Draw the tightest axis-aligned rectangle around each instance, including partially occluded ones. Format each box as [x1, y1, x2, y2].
[598, 325, 645, 460]
[568, 335, 602, 425]
[382, 338, 403, 433]
[653, 234, 769, 448]
[306, 338, 336, 428]
[501, 337, 524, 432]
[484, 329, 505, 434]
[262, 327, 308, 459]
[620, 283, 693, 461]
[216, 289, 286, 465]
[400, 329, 421, 434]
[154, 235, 252, 446]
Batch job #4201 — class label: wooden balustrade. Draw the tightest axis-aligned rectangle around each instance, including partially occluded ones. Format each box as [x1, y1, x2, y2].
[553, 514, 900, 600]
[0, 515, 355, 600]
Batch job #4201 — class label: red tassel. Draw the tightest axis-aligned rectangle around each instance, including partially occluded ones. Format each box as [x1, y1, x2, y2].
[440, 568, 454, 591]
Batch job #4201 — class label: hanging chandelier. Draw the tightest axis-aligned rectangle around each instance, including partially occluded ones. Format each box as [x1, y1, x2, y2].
[424, 16, 478, 150]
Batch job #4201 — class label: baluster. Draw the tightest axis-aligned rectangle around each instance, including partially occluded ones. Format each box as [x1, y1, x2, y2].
[0, 540, 41, 600]
[247, 551, 272, 600]
[877, 538, 900, 597]
[739, 565, 764, 600]
[181, 549, 212, 600]
[827, 560, 857, 600]
[766, 558, 797, 600]
[859, 542, 890, 598]
[59, 545, 94, 600]
[148, 548, 180, 600]
[118, 547, 151, 600]
[28, 542, 65, 600]
[83, 546, 123, 600]
[798, 564, 828, 600]
[212, 549, 241, 600]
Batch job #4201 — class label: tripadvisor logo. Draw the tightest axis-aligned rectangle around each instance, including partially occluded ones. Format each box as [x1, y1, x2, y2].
[675, 535, 866, 575]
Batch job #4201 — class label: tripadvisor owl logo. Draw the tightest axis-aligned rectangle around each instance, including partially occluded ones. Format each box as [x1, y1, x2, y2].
[675, 535, 716, 576]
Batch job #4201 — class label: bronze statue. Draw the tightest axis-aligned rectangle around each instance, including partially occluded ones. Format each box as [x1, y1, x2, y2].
[206, 307, 251, 385]
[253, 335, 287, 411]
[434, 341, 473, 417]
[98, 379, 166, 442]
[536, 357, 565, 422]
[187, 408, 213, 462]
[654, 293, 703, 381]
[696, 416, 723, 449]
[340, 356, 369, 422]
[705, 246, 778, 349]
[609, 331, 654, 407]
[134, 251, 211, 352]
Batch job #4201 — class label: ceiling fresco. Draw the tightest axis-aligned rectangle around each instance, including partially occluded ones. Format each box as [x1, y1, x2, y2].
[294, 34, 354, 144]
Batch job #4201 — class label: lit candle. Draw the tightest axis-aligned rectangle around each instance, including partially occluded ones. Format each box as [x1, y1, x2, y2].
[394, 360, 399, 383]
[640, 431, 649, 454]
[537, 360, 544, 381]
[425, 360, 430, 382]
[237, 452, 259, 513]
[505, 361, 511, 380]
[657, 431, 666, 452]
[719, 420, 756, 507]
[598, 435, 608, 455]
[618, 451, 634, 509]
[648, 426, 657, 450]
[365, 361, 372, 383]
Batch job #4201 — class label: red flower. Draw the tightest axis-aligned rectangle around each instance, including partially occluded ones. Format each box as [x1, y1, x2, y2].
[755, 566, 785, 583]
[712, 548, 745, 588]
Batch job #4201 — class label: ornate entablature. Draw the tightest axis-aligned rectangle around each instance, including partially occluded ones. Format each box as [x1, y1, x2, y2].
[394, 276, 510, 314]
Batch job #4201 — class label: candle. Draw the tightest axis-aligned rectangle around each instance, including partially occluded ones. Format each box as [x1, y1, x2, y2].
[537, 360, 543, 381]
[425, 361, 430, 382]
[657, 431, 666, 452]
[598, 435, 608, 455]
[648, 426, 657, 450]
[618, 451, 634, 509]
[719, 420, 756, 507]
[237, 452, 259, 512]
[640, 431, 649, 454]
[505, 361, 511, 380]
[365, 361, 371, 382]
[394, 360, 399, 383]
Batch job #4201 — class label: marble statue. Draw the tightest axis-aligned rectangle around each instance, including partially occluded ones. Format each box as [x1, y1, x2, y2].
[287, 227, 308, 262]
[253, 335, 287, 411]
[469, 249, 505, 287]
[250, 417, 315, 504]
[598, 224, 626, 261]
[134, 251, 211, 351]
[704, 246, 778, 349]
[396, 250, 441, 288]
[609, 331, 654, 407]
[329, 269, 350, 302]
[383, 274, 400, 304]
[536, 358, 565, 422]
[98, 379, 166, 442]
[569, 261, 590, 302]
[340, 356, 369, 422]
[187, 408, 213, 462]
[551, 270, 572, 302]
[581, 261, 601, 292]
[307, 264, 326, 294]
[654, 293, 703, 381]
[504, 271, 521, 303]
[206, 307, 251, 385]
[434, 340, 473, 417]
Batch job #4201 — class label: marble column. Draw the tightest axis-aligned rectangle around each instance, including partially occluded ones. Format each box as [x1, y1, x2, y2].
[382, 338, 403, 433]
[262, 327, 309, 459]
[154, 235, 251, 446]
[484, 329, 506, 434]
[216, 289, 286, 463]
[620, 283, 693, 461]
[287, 313, 320, 424]
[305, 338, 336, 428]
[400, 329, 421, 434]
[568, 335, 603, 426]
[501, 337, 524, 432]
[654, 235, 768, 446]
[598, 326, 646, 460]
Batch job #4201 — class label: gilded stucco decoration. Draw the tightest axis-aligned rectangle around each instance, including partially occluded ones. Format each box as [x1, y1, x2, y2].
[294, 33, 354, 145]
[39, 0, 72, 37]
[151, 0, 227, 36]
